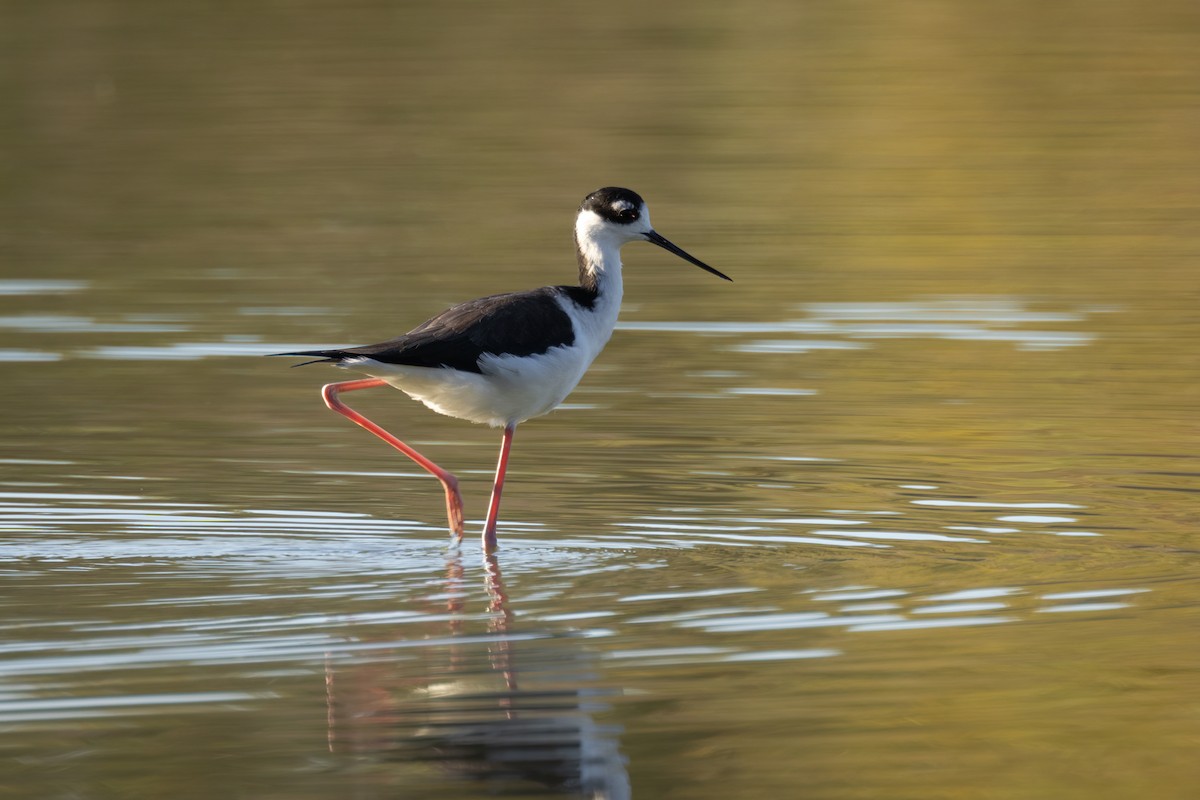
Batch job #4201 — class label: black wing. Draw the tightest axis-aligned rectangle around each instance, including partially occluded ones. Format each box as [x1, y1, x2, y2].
[272, 287, 578, 374]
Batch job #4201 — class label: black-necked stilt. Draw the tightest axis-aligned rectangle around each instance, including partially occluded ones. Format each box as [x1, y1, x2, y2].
[273, 187, 730, 551]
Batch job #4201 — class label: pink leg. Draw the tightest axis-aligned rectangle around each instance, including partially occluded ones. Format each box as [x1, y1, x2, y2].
[482, 424, 516, 552]
[321, 379, 464, 541]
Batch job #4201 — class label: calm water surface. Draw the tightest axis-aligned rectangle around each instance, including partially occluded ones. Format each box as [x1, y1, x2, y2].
[1, 2, 1198, 798]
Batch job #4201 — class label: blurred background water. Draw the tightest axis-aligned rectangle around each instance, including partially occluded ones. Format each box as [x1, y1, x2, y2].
[1, 1, 1198, 798]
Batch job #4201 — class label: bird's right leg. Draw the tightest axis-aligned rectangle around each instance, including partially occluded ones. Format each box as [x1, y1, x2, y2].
[321, 379, 464, 541]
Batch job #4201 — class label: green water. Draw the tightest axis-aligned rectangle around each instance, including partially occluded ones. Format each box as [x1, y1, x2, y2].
[1, 2, 1197, 798]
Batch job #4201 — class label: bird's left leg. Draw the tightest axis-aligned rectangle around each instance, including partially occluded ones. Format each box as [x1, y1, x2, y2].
[482, 424, 516, 553]
[321, 379, 465, 541]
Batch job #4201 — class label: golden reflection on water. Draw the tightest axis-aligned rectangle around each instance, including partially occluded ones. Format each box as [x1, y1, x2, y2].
[2, 0, 1199, 798]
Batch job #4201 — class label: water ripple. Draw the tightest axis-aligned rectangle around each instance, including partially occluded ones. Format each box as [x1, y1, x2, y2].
[0, 279, 89, 296]
[0, 691, 262, 723]
[0, 315, 186, 334]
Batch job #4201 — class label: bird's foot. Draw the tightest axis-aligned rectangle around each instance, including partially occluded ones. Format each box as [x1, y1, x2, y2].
[442, 479, 465, 542]
[482, 526, 498, 554]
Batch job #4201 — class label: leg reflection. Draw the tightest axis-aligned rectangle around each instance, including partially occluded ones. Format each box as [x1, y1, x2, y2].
[324, 551, 630, 799]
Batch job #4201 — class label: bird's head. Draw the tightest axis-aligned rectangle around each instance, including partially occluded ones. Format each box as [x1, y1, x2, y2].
[574, 187, 731, 282]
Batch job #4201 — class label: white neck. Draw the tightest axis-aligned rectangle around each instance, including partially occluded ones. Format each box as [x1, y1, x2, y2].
[574, 210, 629, 298]
[571, 211, 626, 354]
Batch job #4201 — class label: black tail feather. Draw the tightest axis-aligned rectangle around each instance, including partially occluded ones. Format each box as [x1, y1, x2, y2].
[267, 350, 347, 368]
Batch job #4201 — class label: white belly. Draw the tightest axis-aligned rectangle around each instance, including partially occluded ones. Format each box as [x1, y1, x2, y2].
[344, 342, 594, 428]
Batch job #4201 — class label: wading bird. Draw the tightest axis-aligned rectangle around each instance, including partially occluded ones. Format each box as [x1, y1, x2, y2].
[273, 187, 730, 551]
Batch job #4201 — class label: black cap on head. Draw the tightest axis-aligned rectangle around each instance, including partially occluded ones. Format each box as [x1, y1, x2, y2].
[581, 187, 645, 225]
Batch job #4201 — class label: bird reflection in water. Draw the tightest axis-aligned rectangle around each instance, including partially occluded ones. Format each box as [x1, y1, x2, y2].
[324, 553, 631, 799]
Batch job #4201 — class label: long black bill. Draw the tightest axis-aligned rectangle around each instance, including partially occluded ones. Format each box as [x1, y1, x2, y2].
[644, 230, 732, 281]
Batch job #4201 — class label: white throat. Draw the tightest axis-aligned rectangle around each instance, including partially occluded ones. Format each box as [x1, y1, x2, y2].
[574, 208, 646, 298]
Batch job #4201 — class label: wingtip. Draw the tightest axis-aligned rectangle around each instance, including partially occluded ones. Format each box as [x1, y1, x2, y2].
[265, 351, 335, 368]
